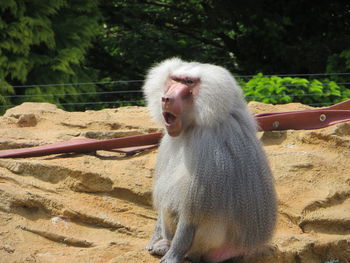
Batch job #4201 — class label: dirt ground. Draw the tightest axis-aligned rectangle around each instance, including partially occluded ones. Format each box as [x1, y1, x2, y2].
[0, 102, 349, 263]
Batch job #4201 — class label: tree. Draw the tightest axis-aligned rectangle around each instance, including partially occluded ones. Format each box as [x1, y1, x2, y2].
[93, 0, 350, 79]
[0, 0, 101, 112]
[1, 1, 349, 112]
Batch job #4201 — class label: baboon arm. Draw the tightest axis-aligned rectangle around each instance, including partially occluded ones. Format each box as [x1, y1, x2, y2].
[159, 219, 195, 263]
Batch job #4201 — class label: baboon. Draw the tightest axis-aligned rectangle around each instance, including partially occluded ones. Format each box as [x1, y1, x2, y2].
[142, 58, 277, 263]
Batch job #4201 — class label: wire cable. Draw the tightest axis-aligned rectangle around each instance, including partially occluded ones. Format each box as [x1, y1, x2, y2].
[7, 72, 350, 89]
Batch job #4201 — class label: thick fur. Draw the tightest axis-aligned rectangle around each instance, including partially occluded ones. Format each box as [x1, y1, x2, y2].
[143, 58, 277, 262]
[143, 58, 246, 128]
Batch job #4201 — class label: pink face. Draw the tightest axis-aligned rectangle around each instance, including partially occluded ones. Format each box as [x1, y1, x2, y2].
[161, 75, 200, 137]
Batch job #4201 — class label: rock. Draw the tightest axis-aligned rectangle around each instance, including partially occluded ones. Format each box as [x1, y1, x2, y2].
[0, 102, 349, 263]
[16, 114, 38, 127]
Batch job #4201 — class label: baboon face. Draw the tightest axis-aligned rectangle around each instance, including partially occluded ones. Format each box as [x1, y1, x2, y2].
[161, 75, 199, 136]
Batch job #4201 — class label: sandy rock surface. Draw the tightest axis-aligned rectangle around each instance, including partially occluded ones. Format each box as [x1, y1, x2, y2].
[0, 102, 349, 263]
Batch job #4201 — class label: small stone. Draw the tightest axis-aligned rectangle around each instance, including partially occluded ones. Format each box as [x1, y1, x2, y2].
[17, 114, 37, 127]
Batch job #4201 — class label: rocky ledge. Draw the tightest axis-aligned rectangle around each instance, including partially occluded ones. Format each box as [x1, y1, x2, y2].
[0, 102, 349, 263]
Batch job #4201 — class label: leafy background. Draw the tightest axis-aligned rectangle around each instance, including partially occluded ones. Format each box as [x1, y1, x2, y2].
[1, 0, 349, 113]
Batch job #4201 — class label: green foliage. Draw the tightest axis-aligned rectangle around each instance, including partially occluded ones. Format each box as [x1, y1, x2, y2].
[241, 73, 350, 105]
[92, 78, 145, 109]
[327, 49, 350, 81]
[0, 0, 101, 113]
[89, 0, 226, 82]
[93, 0, 350, 79]
[0, 0, 349, 114]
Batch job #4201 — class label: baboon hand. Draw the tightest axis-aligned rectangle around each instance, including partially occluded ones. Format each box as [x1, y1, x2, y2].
[149, 239, 171, 256]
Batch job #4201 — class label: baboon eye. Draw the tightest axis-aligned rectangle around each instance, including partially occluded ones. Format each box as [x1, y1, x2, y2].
[184, 79, 194, 85]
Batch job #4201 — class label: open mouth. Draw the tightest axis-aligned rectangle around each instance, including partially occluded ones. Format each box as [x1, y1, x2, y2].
[163, 112, 177, 126]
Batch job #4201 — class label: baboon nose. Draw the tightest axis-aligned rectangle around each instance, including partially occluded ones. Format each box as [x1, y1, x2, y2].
[162, 97, 172, 103]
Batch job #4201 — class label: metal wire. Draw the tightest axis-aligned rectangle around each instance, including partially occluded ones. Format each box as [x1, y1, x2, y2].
[6, 72, 350, 89]
[11, 80, 143, 89]
[1, 73, 349, 110]
[4, 90, 142, 98]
